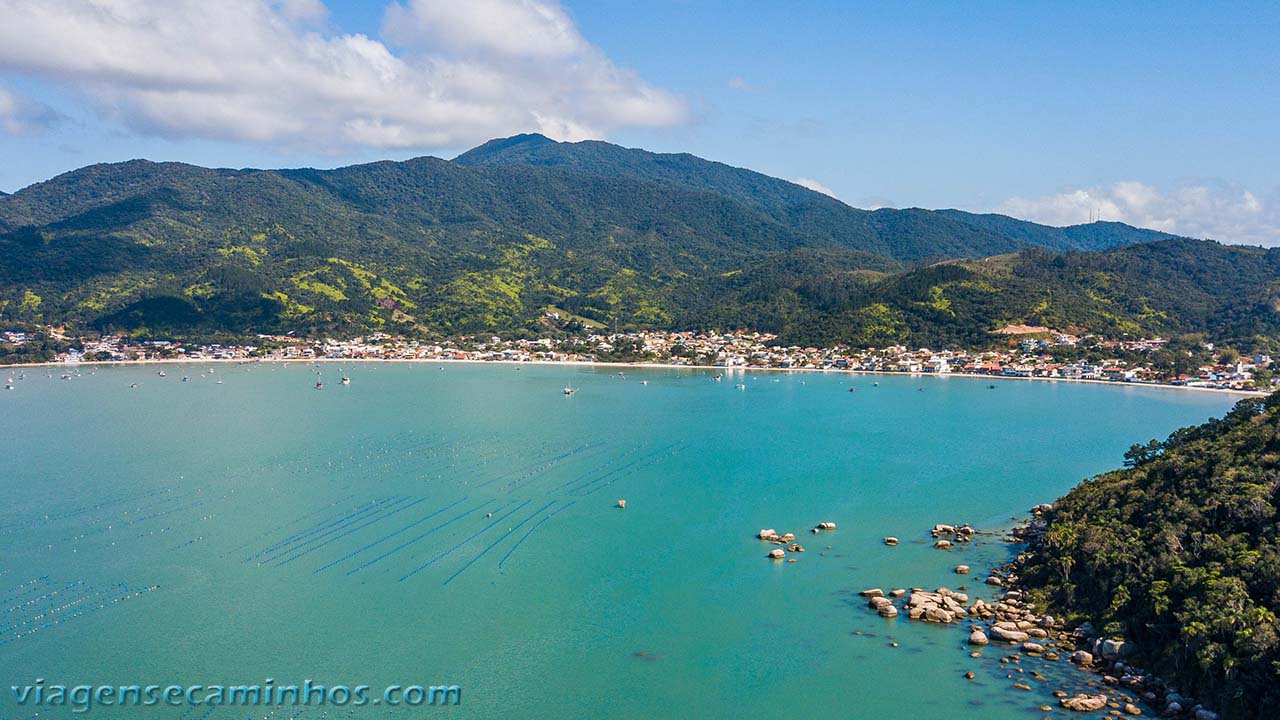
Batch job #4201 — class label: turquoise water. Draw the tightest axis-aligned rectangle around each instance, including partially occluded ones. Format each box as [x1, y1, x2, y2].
[0, 363, 1239, 718]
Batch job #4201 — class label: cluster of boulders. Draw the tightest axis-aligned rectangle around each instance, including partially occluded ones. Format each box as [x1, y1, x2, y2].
[975, 506, 1221, 720]
[930, 522, 975, 549]
[757, 528, 796, 544]
[757, 526, 826, 561]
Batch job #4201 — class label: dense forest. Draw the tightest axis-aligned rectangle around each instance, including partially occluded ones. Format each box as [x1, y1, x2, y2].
[2, 133, 1275, 349]
[1021, 394, 1280, 718]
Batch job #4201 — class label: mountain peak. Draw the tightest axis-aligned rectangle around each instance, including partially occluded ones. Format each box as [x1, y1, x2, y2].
[453, 133, 558, 163]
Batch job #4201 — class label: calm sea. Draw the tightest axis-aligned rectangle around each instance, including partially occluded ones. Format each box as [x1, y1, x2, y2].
[0, 363, 1239, 718]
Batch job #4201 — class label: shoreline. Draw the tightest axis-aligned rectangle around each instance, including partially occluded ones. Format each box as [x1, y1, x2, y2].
[3, 356, 1265, 397]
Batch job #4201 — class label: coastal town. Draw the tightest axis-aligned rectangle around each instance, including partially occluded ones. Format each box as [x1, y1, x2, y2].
[3, 326, 1271, 393]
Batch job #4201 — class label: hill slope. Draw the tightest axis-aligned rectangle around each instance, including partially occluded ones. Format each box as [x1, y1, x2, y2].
[759, 239, 1280, 350]
[1020, 394, 1280, 718]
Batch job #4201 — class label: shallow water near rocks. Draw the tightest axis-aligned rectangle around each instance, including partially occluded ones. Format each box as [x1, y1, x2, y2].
[0, 363, 1236, 718]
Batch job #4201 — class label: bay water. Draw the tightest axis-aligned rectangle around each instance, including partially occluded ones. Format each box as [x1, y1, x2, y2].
[0, 363, 1239, 718]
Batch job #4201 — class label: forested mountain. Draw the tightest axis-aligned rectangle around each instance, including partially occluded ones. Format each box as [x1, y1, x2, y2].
[1021, 394, 1280, 718]
[936, 210, 1175, 251]
[0, 135, 1273, 346]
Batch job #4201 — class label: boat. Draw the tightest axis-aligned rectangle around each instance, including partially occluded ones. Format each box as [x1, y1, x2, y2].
[563, 386, 575, 396]
[341, 377, 351, 385]
[216, 380, 223, 385]
[315, 381, 324, 390]
[181, 376, 190, 382]
[848, 386, 856, 393]
[157, 370, 166, 377]
[713, 374, 723, 382]
[641, 380, 648, 385]
[988, 384, 997, 389]
[735, 383, 746, 390]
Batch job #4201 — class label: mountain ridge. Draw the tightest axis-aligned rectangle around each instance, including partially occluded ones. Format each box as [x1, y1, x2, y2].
[0, 135, 1269, 347]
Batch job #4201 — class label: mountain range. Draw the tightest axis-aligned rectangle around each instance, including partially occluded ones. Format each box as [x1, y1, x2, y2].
[1, 133, 1276, 349]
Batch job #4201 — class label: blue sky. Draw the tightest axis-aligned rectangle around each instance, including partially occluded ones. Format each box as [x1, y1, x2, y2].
[0, 0, 1277, 242]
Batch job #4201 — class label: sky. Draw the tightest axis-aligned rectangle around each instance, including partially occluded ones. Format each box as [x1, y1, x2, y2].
[0, 0, 1277, 244]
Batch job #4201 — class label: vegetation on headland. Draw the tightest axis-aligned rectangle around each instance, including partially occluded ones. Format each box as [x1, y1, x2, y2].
[1020, 393, 1280, 719]
[11, 134, 1268, 352]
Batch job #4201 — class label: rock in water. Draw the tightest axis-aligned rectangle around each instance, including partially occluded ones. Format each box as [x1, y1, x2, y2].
[968, 629, 990, 646]
[989, 626, 1030, 643]
[1060, 694, 1109, 712]
[768, 548, 786, 559]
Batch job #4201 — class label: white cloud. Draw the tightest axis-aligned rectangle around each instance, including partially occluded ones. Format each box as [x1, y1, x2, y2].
[792, 177, 838, 199]
[997, 180, 1280, 246]
[0, 0, 685, 150]
[0, 84, 60, 135]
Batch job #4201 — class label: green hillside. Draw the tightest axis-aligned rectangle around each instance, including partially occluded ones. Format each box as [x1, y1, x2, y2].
[1020, 394, 1280, 718]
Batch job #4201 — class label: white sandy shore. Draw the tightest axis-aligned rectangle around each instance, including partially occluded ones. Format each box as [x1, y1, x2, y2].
[4, 356, 1266, 397]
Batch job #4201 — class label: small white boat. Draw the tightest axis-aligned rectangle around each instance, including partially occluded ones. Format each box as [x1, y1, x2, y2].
[158, 370, 167, 377]
[563, 387, 575, 396]
[714, 374, 722, 382]
[641, 380, 648, 385]
[315, 381, 324, 390]
[340, 377, 351, 385]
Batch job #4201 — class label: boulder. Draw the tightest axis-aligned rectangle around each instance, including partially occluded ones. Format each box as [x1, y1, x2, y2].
[989, 626, 1030, 643]
[817, 522, 837, 530]
[1123, 703, 1142, 715]
[779, 532, 796, 542]
[1099, 638, 1126, 660]
[1060, 694, 1108, 712]
[786, 543, 805, 553]
[934, 540, 953, 549]
[758, 529, 781, 541]
[1194, 710, 1218, 720]
[768, 548, 786, 559]
[889, 588, 907, 597]
[968, 629, 989, 646]
[1069, 650, 1094, 666]
[984, 576, 1003, 586]
[1021, 642, 1045, 654]
[954, 565, 970, 574]
[877, 604, 899, 618]
[859, 588, 885, 598]
[868, 596, 893, 610]
[922, 606, 955, 623]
